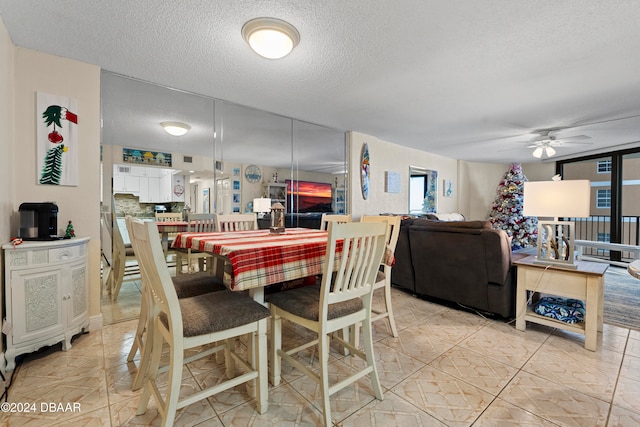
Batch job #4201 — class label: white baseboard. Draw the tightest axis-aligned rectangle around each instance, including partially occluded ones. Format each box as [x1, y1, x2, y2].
[89, 314, 103, 331]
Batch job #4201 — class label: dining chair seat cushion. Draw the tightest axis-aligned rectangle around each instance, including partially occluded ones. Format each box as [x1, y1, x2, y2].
[267, 284, 363, 321]
[160, 291, 270, 337]
[172, 272, 226, 299]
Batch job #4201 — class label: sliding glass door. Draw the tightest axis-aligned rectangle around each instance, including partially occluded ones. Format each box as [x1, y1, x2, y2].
[558, 149, 640, 263]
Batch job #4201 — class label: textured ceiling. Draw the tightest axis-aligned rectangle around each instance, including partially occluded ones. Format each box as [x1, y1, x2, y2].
[2, 0, 640, 164]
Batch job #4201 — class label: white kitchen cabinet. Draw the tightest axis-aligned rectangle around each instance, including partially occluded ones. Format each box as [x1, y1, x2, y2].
[147, 177, 161, 202]
[160, 173, 172, 202]
[2, 237, 90, 371]
[113, 174, 140, 194]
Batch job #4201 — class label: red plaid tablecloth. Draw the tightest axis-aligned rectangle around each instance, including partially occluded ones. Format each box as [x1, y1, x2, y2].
[155, 221, 189, 233]
[172, 228, 394, 291]
[172, 228, 328, 290]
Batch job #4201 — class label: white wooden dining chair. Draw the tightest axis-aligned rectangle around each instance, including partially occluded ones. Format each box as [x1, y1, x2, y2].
[175, 213, 216, 275]
[154, 212, 183, 222]
[155, 212, 183, 257]
[319, 213, 352, 230]
[105, 213, 139, 301]
[360, 215, 402, 337]
[125, 216, 227, 391]
[216, 213, 258, 231]
[128, 217, 269, 426]
[268, 221, 387, 427]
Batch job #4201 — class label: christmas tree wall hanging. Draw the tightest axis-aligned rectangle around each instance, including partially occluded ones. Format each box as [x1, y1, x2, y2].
[36, 93, 79, 186]
[489, 163, 538, 250]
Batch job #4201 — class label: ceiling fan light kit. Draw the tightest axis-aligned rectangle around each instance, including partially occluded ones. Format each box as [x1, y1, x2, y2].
[532, 145, 557, 159]
[242, 17, 300, 59]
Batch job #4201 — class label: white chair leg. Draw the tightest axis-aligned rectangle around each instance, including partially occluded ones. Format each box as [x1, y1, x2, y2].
[162, 341, 184, 427]
[255, 318, 268, 414]
[319, 333, 332, 427]
[130, 292, 152, 391]
[270, 311, 282, 386]
[136, 323, 162, 416]
[384, 279, 399, 337]
[363, 314, 383, 400]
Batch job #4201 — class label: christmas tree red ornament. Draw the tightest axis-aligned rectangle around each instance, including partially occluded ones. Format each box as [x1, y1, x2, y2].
[489, 163, 538, 250]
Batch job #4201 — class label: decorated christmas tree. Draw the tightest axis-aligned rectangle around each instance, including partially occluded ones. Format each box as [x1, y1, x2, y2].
[489, 163, 537, 249]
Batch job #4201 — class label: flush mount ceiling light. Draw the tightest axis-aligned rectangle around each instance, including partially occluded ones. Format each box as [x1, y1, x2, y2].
[242, 17, 300, 59]
[161, 121, 191, 136]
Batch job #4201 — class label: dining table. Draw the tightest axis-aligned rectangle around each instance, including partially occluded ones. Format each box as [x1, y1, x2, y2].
[171, 227, 395, 304]
[172, 226, 394, 391]
[155, 221, 189, 254]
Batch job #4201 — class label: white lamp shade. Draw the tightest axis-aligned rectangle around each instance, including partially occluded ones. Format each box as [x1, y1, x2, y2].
[523, 180, 591, 218]
[253, 197, 272, 213]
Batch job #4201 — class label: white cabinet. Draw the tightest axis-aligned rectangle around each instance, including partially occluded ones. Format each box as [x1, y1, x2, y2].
[113, 168, 140, 194]
[147, 177, 162, 202]
[2, 238, 90, 371]
[160, 173, 172, 202]
[113, 164, 184, 202]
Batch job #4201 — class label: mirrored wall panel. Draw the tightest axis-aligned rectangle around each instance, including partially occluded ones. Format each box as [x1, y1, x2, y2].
[101, 71, 347, 227]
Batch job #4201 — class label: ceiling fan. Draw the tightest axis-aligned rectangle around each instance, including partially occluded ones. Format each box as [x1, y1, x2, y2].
[522, 129, 592, 158]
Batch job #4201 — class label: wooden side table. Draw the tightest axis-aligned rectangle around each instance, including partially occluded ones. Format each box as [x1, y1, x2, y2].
[514, 255, 608, 351]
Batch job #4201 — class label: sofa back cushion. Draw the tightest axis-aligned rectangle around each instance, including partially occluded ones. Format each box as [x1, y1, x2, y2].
[408, 220, 513, 309]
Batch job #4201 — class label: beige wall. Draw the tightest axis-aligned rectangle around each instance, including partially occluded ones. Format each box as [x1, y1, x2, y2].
[0, 18, 14, 243]
[347, 132, 526, 221]
[522, 161, 556, 182]
[348, 132, 459, 218]
[10, 45, 102, 328]
[0, 18, 14, 363]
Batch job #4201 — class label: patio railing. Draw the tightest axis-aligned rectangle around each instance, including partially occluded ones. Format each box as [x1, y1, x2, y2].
[573, 215, 640, 262]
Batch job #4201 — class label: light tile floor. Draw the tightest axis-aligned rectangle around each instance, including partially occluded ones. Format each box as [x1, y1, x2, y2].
[2, 285, 640, 426]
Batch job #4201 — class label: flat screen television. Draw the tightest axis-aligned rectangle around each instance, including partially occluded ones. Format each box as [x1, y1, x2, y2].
[286, 180, 333, 213]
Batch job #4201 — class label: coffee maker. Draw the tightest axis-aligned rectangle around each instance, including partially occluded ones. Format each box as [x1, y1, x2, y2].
[19, 202, 59, 240]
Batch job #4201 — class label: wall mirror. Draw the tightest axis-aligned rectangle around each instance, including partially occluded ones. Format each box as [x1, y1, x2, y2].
[101, 71, 347, 220]
[409, 166, 438, 214]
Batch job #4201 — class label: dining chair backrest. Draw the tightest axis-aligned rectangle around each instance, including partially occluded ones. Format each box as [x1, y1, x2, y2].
[128, 217, 181, 333]
[101, 211, 113, 240]
[155, 212, 183, 222]
[186, 213, 216, 232]
[216, 213, 258, 231]
[107, 215, 138, 300]
[360, 215, 401, 252]
[319, 213, 352, 231]
[322, 221, 387, 310]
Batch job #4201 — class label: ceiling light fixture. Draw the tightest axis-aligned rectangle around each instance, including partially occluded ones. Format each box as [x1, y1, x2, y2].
[532, 142, 556, 159]
[242, 17, 300, 59]
[161, 121, 191, 136]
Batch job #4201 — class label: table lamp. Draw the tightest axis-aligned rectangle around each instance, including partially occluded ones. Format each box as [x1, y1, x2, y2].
[253, 197, 271, 219]
[523, 178, 591, 269]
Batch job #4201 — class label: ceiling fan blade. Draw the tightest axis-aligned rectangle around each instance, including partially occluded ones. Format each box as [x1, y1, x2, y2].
[558, 140, 593, 146]
[560, 134, 591, 141]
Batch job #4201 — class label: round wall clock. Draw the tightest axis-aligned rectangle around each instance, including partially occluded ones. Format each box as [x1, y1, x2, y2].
[244, 165, 262, 183]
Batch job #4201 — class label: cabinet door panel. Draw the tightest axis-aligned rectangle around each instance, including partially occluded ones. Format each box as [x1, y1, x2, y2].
[67, 260, 89, 329]
[10, 268, 65, 345]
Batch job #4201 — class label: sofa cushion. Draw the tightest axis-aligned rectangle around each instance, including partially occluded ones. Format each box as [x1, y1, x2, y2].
[412, 219, 491, 235]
